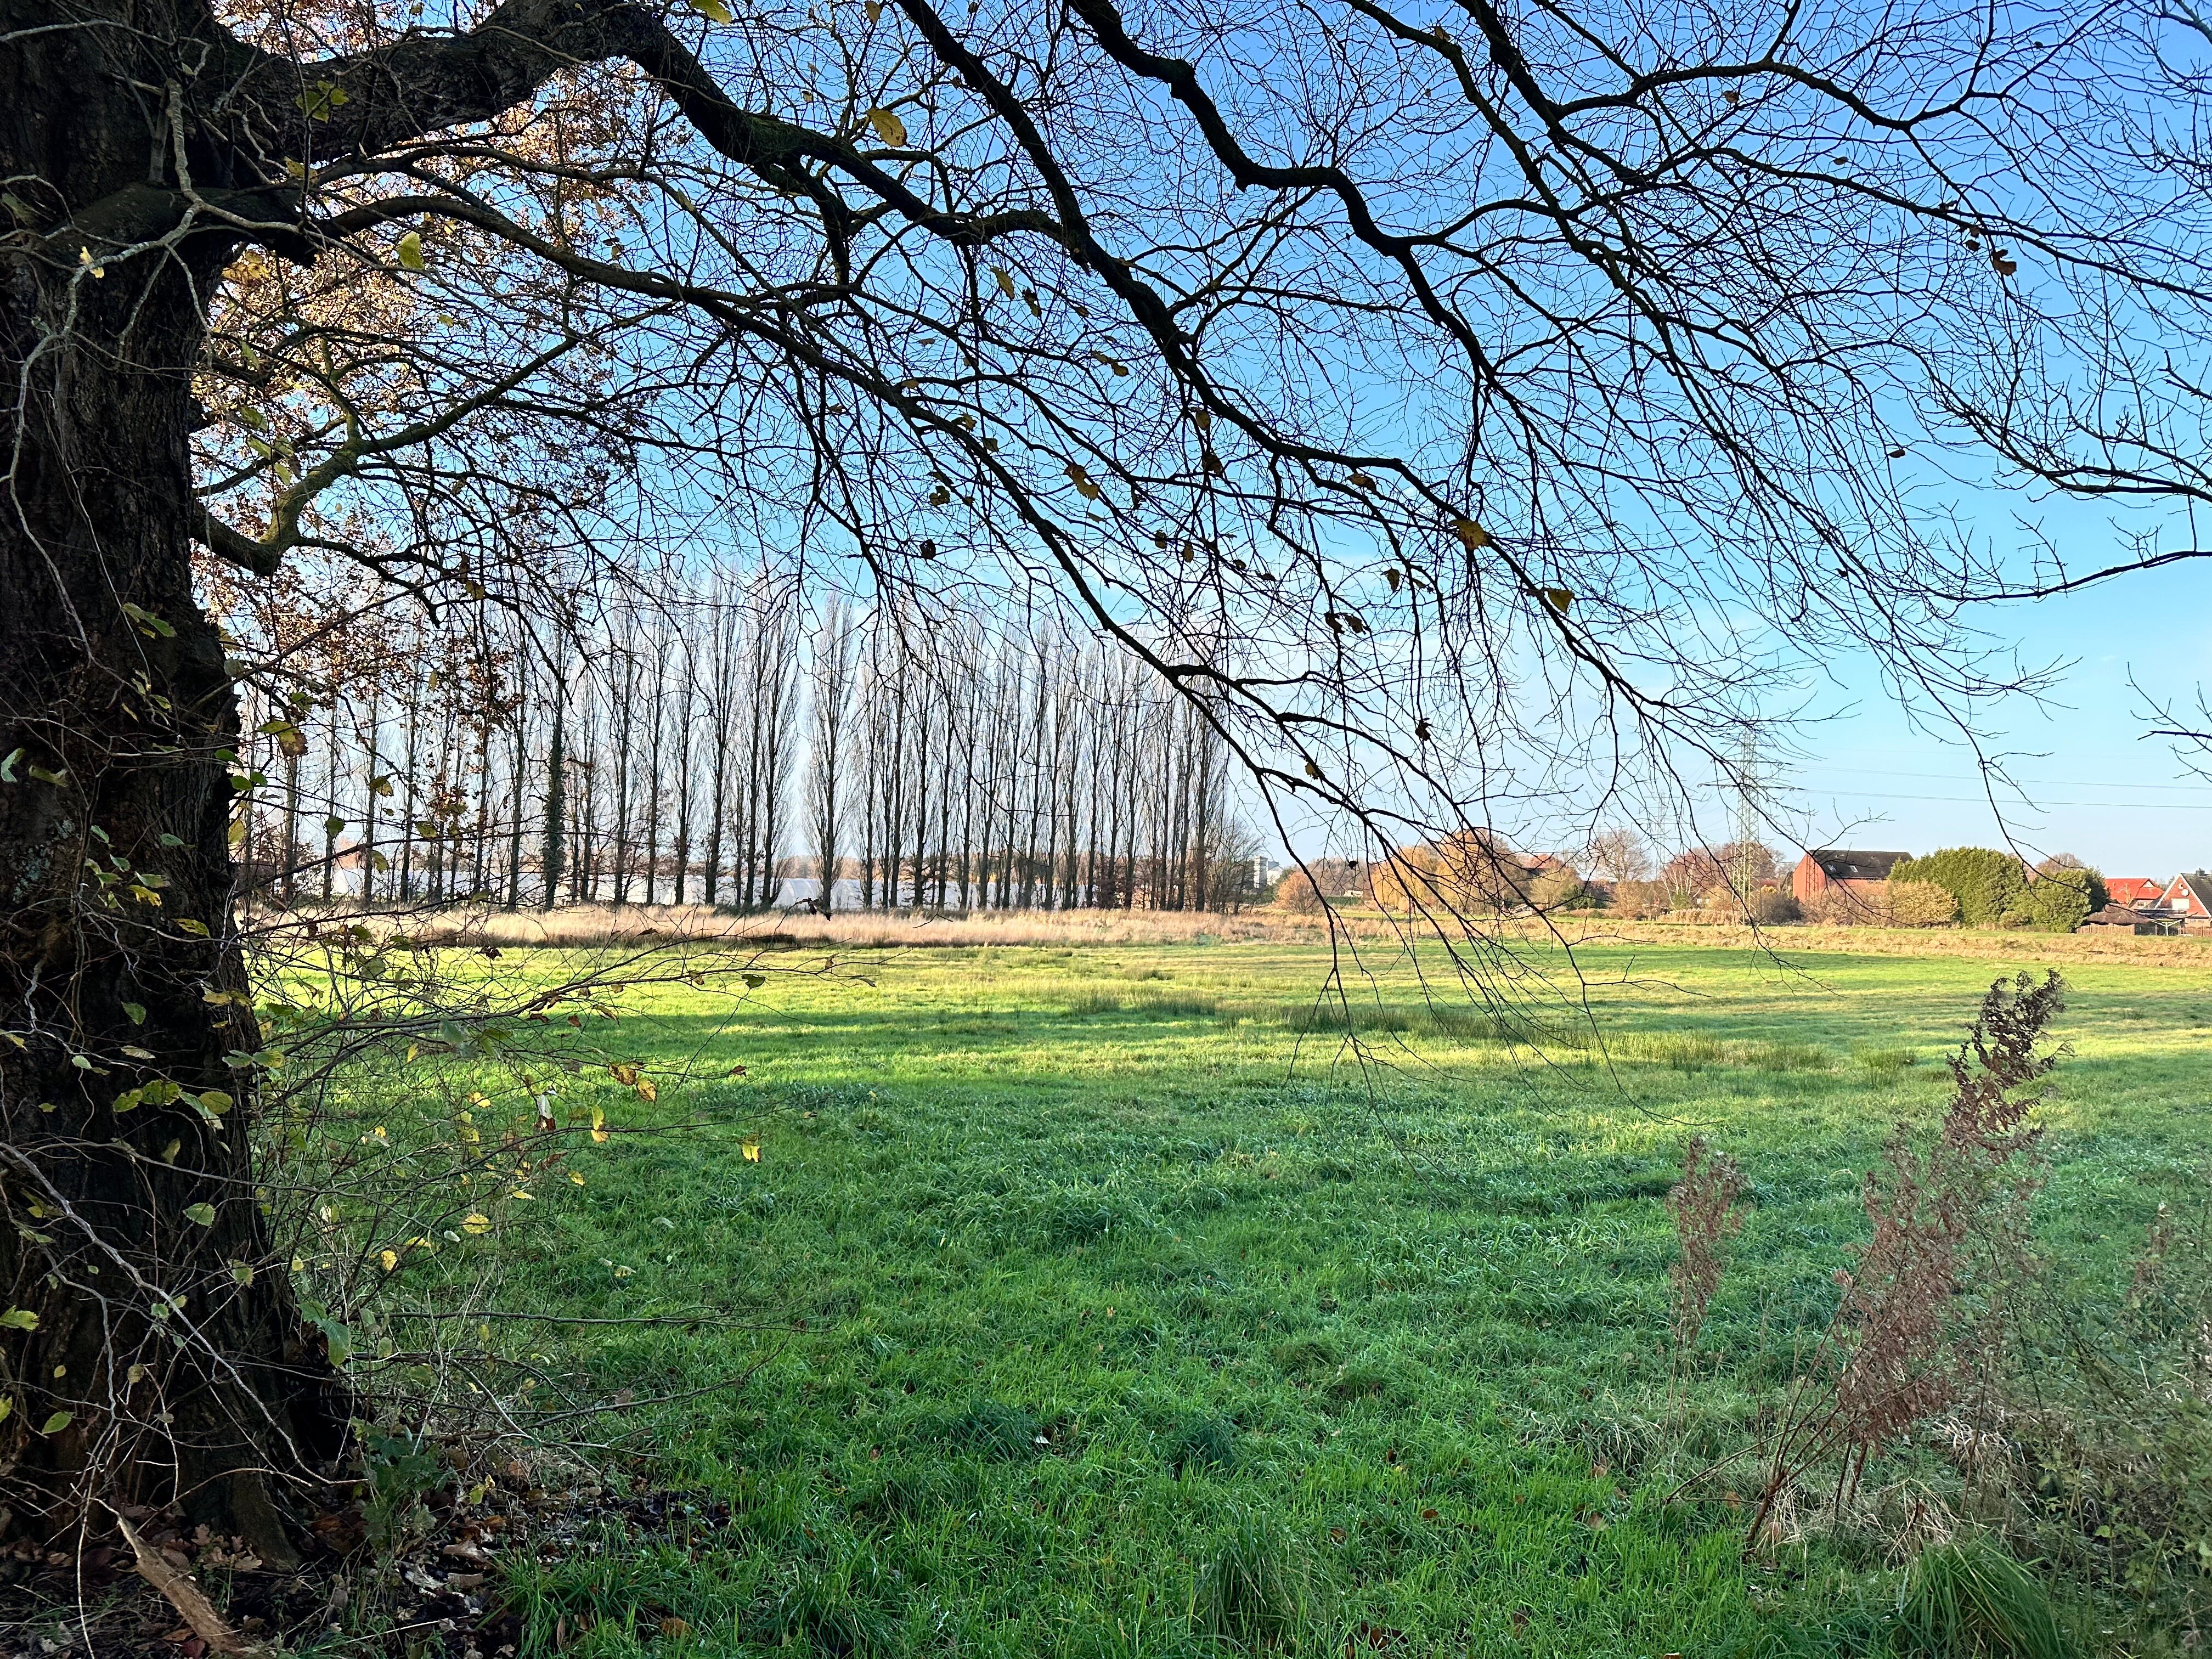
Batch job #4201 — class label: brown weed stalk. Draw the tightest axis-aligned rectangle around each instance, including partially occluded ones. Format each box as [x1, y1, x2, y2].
[1668, 1136, 1748, 1383]
[1746, 972, 2065, 1547]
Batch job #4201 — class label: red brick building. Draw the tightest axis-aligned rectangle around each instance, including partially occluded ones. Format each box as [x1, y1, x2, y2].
[1790, 849, 1908, 910]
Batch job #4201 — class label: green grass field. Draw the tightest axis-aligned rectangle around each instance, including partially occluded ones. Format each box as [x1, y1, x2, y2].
[363, 934, 2212, 1657]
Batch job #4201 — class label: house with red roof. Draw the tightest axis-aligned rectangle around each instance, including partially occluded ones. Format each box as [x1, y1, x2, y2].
[2156, 872, 2212, 930]
[2104, 877, 2165, 910]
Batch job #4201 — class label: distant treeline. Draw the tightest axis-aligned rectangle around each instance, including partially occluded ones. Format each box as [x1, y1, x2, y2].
[223, 575, 1267, 915]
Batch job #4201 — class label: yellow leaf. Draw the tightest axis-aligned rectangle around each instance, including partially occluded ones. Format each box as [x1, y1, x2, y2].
[462, 1212, 492, 1235]
[1540, 587, 1574, 613]
[380, 1248, 398, 1271]
[294, 80, 349, 121]
[590, 1104, 609, 1143]
[178, 918, 210, 937]
[0, 1397, 9, 1423]
[0, 1308, 37, 1331]
[742, 1139, 762, 1163]
[569, 1171, 585, 1186]
[689, 0, 734, 20]
[634, 1076, 658, 1102]
[993, 267, 1015, 298]
[1454, 517, 1492, 550]
[394, 229, 426, 271]
[865, 107, 907, 146]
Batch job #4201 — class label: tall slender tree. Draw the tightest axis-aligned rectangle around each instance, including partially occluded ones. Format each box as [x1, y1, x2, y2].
[541, 658, 568, 913]
[809, 600, 855, 913]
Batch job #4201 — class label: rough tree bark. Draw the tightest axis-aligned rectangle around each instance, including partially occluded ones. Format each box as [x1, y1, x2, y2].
[0, 0, 743, 1548]
[0, 0, 352, 1547]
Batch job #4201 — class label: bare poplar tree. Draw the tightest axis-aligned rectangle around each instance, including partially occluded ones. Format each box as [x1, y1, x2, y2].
[809, 599, 856, 912]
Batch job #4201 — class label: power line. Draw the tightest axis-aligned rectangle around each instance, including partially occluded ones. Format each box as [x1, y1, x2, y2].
[1802, 765, 2212, 796]
[1783, 786, 2212, 812]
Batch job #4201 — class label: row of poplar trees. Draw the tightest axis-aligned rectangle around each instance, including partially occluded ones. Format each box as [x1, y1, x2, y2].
[222, 571, 1265, 915]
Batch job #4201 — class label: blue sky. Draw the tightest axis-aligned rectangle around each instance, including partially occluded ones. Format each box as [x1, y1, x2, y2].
[1772, 526, 2212, 877]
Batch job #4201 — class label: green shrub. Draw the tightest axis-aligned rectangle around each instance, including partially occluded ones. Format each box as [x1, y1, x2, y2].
[1891, 849, 2025, 927]
[2034, 856, 2107, 911]
[2002, 868, 2094, 934]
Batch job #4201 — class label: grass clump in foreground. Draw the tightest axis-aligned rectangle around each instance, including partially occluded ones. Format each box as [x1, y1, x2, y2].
[341, 934, 2212, 1656]
[1194, 1513, 1314, 1650]
[1893, 1541, 2072, 1659]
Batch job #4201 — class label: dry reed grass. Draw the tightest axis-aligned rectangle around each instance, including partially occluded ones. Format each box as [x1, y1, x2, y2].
[252, 901, 2212, 962]
[1541, 917, 2212, 965]
[263, 902, 1331, 951]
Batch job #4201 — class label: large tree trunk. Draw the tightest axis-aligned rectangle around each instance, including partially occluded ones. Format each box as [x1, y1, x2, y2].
[0, 7, 347, 1552]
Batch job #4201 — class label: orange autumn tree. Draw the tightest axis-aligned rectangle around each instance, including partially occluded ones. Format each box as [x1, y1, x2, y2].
[1369, 832, 1541, 918]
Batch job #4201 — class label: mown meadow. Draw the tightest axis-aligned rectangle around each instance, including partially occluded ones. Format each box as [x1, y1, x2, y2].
[338, 930, 2212, 1657]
